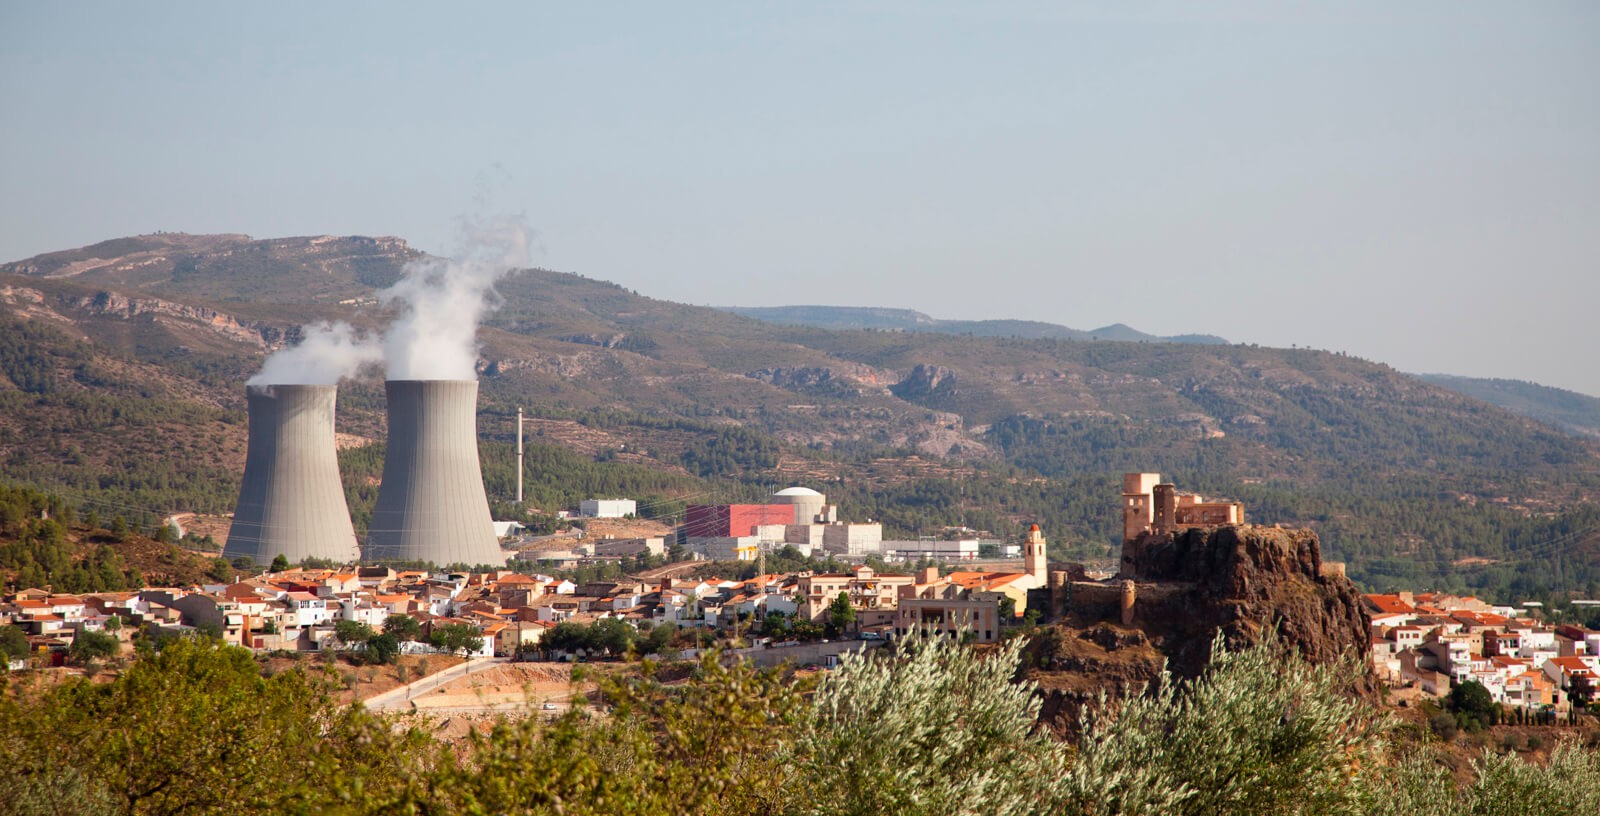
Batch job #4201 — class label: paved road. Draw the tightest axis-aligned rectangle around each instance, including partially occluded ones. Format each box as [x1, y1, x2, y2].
[739, 639, 886, 668]
[363, 657, 509, 712]
[408, 701, 579, 716]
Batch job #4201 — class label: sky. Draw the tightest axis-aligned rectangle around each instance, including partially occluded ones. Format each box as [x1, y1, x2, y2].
[2, 2, 1597, 393]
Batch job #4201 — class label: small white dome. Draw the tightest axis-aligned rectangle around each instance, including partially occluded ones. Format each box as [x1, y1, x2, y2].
[773, 486, 824, 498]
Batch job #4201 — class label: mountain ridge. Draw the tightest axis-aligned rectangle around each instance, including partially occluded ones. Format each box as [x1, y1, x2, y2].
[721, 304, 1228, 345]
[3, 232, 1598, 595]
[1416, 373, 1600, 439]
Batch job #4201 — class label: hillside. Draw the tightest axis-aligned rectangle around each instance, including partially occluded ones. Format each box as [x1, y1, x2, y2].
[4, 233, 1600, 596]
[723, 304, 1228, 345]
[0, 485, 229, 592]
[1419, 373, 1600, 439]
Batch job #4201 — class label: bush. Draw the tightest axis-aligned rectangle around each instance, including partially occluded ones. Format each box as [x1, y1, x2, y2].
[0, 624, 29, 662]
[1466, 738, 1600, 815]
[1450, 680, 1496, 730]
[364, 633, 400, 666]
[1062, 628, 1390, 816]
[69, 630, 120, 665]
[1430, 712, 1460, 742]
[335, 620, 375, 646]
[790, 630, 1065, 816]
[382, 613, 421, 641]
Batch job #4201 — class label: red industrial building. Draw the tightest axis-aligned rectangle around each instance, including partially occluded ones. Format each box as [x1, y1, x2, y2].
[682, 504, 796, 538]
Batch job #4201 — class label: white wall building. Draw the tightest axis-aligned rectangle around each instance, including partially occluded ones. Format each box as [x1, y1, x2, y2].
[581, 499, 637, 518]
[884, 539, 980, 561]
[691, 536, 760, 561]
[823, 523, 883, 557]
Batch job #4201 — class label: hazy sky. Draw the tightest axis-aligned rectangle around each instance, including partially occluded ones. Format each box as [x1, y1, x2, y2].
[3, 2, 1596, 393]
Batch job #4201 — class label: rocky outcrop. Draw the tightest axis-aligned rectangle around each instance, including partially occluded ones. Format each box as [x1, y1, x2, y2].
[1030, 524, 1375, 734]
[69, 290, 278, 346]
[890, 363, 958, 400]
[747, 365, 893, 398]
[558, 332, 657, 353]
[1122, 525, 1374, 684]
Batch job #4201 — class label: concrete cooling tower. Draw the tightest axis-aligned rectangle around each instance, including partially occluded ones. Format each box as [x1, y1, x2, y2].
[224, 384, 361, 566]
[364, 379, 504, 566]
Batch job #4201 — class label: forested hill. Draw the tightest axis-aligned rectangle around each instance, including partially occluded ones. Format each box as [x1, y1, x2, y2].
[3, 232, 1599, 597]
[1418, 373, 1600, 439]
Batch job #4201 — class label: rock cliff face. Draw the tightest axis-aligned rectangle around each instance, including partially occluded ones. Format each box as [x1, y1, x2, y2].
[1124, 525, 1373, 683]
[891, 363, 958, 400]
[1030, 524, 1374, 734]
[747, 364, 895, 398]
[70, 290, 279, 346]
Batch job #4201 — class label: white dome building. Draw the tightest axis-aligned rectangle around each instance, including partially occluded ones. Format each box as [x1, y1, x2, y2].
[770, 486, 830, 525]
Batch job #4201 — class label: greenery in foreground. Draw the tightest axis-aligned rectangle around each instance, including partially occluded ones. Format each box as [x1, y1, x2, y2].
[3, 633, 1599, 816]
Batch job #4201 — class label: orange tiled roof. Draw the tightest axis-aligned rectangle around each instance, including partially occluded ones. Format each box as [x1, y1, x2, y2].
[1364, 595, 1416, 615]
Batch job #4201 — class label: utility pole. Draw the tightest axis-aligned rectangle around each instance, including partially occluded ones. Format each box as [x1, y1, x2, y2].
[516, 406, 524, 504]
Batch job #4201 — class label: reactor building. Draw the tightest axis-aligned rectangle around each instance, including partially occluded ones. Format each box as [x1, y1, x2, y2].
[224, 384, 362, 566]
[364, 379, 505, 566]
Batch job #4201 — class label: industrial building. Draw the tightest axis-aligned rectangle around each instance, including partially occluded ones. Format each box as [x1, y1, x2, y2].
[682, 504, 798, 538]
[822, 522, 883, 557]
[580, 499, 636, 518]
[683, 487, 883, 561]
[223, 384, 361, 566]
[768, 486, 836, 524]
[364, 380, 505, 567]
[883, 539, 981, 561]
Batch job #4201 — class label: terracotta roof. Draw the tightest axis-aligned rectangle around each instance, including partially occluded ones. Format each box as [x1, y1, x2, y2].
[1364, 595, 1416, 615]
[1548, 656, 1597, 674]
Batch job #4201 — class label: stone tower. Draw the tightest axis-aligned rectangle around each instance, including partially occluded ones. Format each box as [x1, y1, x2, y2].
[1024, 523, 1048, 584]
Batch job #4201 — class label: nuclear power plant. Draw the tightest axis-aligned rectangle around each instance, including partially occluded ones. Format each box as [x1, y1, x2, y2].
[364, 379, 505, 566]
[223, 384, 362, 565]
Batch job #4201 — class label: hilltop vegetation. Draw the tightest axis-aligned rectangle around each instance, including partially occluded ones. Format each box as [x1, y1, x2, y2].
[0, 486, 228, 592]
[3, 233, 1600, 596]
[1419, 373, 1600, 439]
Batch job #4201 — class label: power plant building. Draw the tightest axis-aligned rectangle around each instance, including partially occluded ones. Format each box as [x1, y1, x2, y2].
[683, 504, 797, 538]
[768, 486, 836, 524]
[224, 384, 361, 566]
[684, 487, 879, 559]
[365, 379, 505, 567]
[580, 498, 637, 518]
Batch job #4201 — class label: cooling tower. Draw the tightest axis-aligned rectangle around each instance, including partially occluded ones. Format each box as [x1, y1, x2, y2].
[364, 379, 504, 566]
[224, 384, 361, 566]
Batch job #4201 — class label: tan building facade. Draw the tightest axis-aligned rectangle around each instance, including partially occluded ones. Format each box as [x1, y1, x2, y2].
[1122, 472, 1244, 543]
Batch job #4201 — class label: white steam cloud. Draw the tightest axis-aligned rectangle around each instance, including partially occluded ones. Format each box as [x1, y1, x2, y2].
[246, 321, 383, 386]
[249, 215, 530, 385]
[382, 216, 529, 380]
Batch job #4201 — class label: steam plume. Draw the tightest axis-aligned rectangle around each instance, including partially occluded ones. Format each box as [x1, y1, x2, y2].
[248, 216, 529, 385]
[246, 321, 382, 386]
[382, 216, 529, 380]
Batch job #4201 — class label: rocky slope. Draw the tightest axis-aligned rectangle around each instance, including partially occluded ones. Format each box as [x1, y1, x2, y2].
[1030, 524, 1374, 734]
